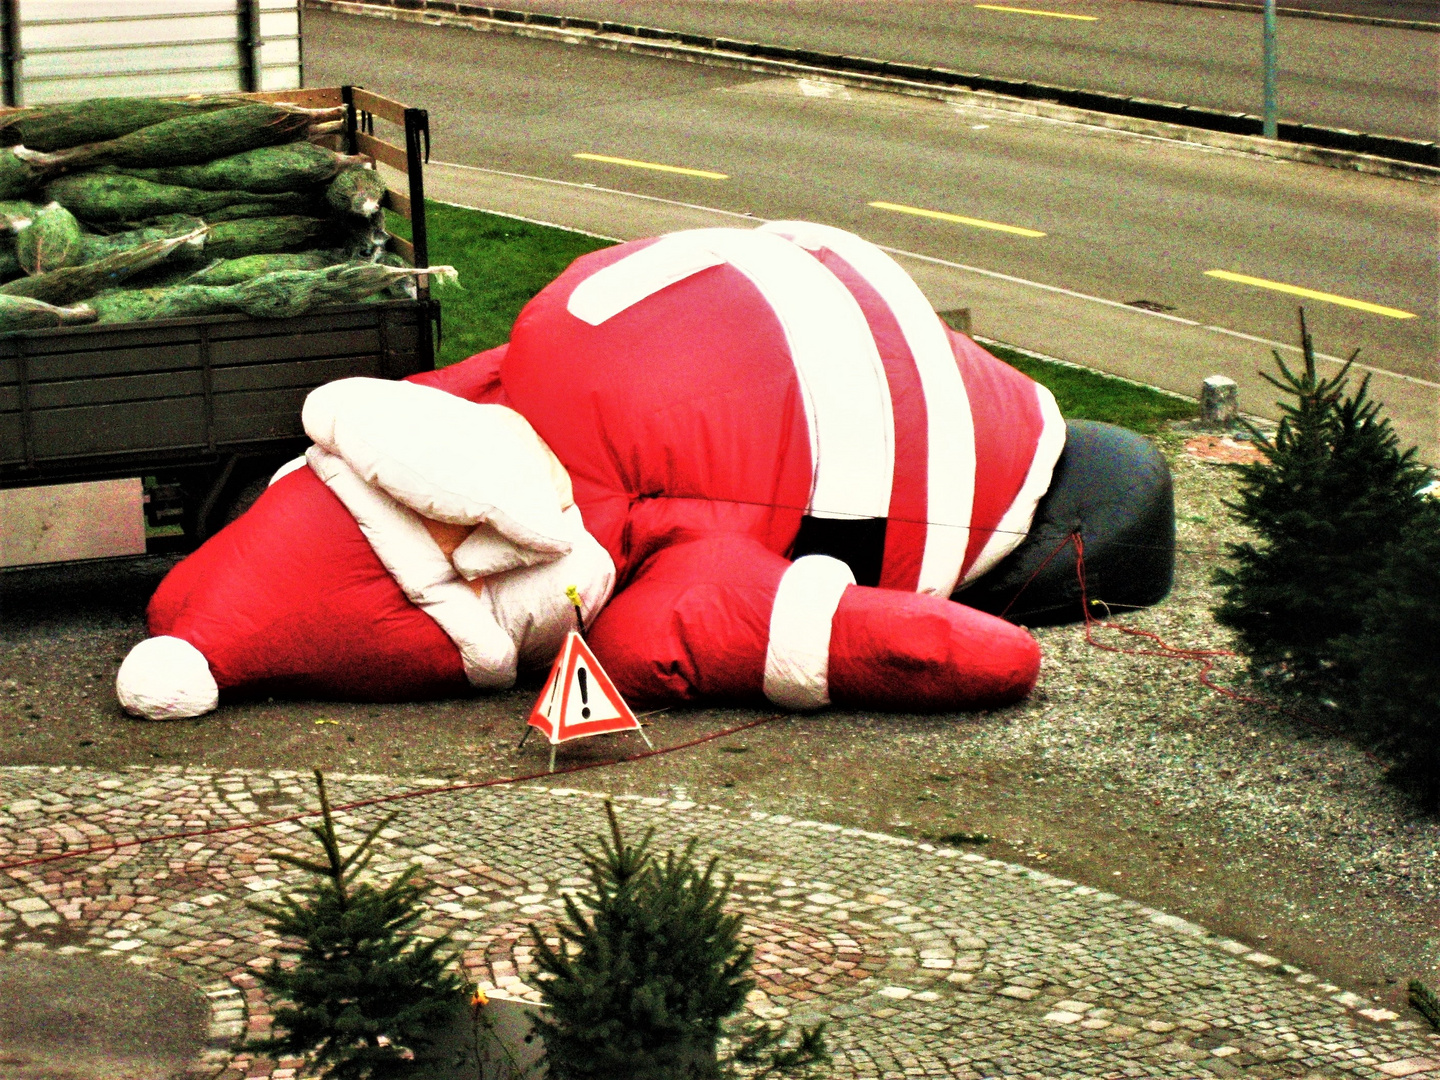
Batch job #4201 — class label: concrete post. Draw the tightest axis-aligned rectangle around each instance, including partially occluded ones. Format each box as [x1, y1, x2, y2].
[1202, 375, 1239, 425]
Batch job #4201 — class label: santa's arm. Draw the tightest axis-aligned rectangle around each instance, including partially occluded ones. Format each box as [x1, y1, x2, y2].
[586, 536, 1040, 711]
[405, 344, 508, 403]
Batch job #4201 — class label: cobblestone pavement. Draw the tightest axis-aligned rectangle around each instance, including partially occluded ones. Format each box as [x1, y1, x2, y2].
[1, 766, 1436, 1080]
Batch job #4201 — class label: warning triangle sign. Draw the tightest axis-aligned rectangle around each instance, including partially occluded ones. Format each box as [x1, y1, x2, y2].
[527, 632, 642, 745]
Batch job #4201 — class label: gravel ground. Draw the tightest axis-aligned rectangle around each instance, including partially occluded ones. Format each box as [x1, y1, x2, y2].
[1, 431, 1437, 1022]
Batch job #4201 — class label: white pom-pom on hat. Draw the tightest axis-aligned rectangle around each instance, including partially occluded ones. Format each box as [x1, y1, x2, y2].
[116, 636, 219, 720]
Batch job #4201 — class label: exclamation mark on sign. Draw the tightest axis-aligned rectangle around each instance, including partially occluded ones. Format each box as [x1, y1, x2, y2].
[578, 667, 590, 719]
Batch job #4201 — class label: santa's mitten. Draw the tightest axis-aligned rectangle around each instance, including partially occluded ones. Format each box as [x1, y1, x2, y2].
[586, 535, 1039, 711]
[826, 585, 1040, 711]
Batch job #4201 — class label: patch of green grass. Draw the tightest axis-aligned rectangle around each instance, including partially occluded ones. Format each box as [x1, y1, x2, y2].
[387, 201, 614, 366]
[974, 337, 1197, 435]
[399, 201, 1197, 431]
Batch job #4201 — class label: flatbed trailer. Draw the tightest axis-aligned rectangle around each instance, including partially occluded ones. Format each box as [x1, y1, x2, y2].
[0, 85, 438, 547]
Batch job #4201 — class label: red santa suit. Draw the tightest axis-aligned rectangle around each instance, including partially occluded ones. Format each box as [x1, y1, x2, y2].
[419, 222, 1065, 712]
[118, 222, 1063, 719]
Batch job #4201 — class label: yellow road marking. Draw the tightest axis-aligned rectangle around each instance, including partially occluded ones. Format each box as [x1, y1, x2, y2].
[573, 153, 728, 180]
[1204, 270, 1416, 320]
[974, 4, 1099, 20]
[869, 200, 1047, 238]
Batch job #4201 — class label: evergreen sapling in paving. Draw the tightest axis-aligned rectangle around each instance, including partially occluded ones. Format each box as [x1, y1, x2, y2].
[530, 801, 827, 1080]
[249, 770, 464, 1079]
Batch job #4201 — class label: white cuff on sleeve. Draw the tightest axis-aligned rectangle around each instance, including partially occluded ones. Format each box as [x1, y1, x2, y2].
[763, 555, 855, 710]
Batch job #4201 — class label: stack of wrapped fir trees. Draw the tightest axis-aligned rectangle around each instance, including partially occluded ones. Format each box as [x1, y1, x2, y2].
[0, 95, 452, 332]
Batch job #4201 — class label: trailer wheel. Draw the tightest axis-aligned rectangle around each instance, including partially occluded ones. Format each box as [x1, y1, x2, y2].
[192, 455, 296, 542]
[217, 474, 272, 528]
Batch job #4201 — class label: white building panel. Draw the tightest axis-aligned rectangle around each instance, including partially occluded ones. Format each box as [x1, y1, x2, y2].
[3, 0, 301, 106]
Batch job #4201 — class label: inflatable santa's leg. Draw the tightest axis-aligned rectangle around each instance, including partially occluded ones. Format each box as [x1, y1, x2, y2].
[586, 535, 1039, 711]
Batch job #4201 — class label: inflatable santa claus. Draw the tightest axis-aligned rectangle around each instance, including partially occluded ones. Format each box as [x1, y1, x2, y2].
[117, 221, 1173, 720]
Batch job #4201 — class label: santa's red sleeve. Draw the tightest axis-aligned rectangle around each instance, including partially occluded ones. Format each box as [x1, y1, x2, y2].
[586, 536, 1040, 711]
[405, 344, 510, 404]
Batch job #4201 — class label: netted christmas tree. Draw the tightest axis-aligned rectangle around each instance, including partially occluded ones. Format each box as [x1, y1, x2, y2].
[529, 801, 827, 1080]
[1213, 309, 1431, 699]
[249, 770, 464, 1078]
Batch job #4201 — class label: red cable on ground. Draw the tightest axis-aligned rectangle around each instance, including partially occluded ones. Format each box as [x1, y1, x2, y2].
[1073, 532, 1243, 697]
[1070, 534, 1381, 760]
[0, 714, 784, 876]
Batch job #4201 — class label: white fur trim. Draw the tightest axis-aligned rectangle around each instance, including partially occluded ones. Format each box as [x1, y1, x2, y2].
[761, 221, 977, 596]
[488, 505, 617, 669]
[763, 555, 855, 710]
[303, 378, 573, 559]
[453, 523, 553, 579]
[116, 636, 219, 720]
[307, 447, 519, 689]
[960, 383, 1068, 584]
[269, 456, 307, 486]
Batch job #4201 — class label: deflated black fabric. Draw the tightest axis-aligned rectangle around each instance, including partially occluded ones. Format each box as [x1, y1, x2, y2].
[958, 420, 1175, 626]
[792, 515, 888, 587]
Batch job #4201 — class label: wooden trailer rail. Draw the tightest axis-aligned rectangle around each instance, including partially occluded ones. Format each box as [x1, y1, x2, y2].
[0, 86, 439, 544]
[245, 84, 432, 284]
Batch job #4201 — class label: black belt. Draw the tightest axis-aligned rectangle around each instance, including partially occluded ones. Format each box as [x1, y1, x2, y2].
[790, 515, 887, 587]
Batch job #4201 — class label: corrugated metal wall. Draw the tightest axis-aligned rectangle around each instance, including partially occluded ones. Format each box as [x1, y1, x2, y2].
[0, 0, 302, 105]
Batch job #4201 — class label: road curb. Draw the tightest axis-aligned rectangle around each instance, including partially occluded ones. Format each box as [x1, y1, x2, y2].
[1131, 0, 1440, 32]
[306, 0, 1440, 184]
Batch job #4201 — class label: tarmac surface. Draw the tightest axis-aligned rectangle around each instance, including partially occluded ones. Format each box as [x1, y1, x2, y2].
[359, 0, 1440, 139]
[1, 768, 1437, 1079]
[306, 10, 1440, 463]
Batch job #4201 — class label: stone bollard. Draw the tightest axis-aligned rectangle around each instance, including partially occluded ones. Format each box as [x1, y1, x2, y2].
[1201, 375, 1239, 425]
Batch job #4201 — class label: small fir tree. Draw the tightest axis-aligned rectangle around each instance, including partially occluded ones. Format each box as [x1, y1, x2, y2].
[1340, 502, 1440, 804]
[1213, 309, 1431, 696]
[250, 770, 464, 1079]
[529, 802, 827, 1080]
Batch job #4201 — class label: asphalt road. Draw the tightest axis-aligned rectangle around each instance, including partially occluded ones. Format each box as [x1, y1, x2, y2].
[488, 0, 1440, 142]
[307, 9, 1438, 384]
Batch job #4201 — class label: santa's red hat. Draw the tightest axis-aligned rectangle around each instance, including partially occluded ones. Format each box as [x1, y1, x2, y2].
[117, 381, 615, 719]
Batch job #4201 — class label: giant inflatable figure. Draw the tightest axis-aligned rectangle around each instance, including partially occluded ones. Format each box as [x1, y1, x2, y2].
[116, 222, 1173, 720]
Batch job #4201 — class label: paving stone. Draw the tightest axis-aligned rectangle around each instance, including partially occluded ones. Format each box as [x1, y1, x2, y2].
[0, 767, 1432, 1079]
